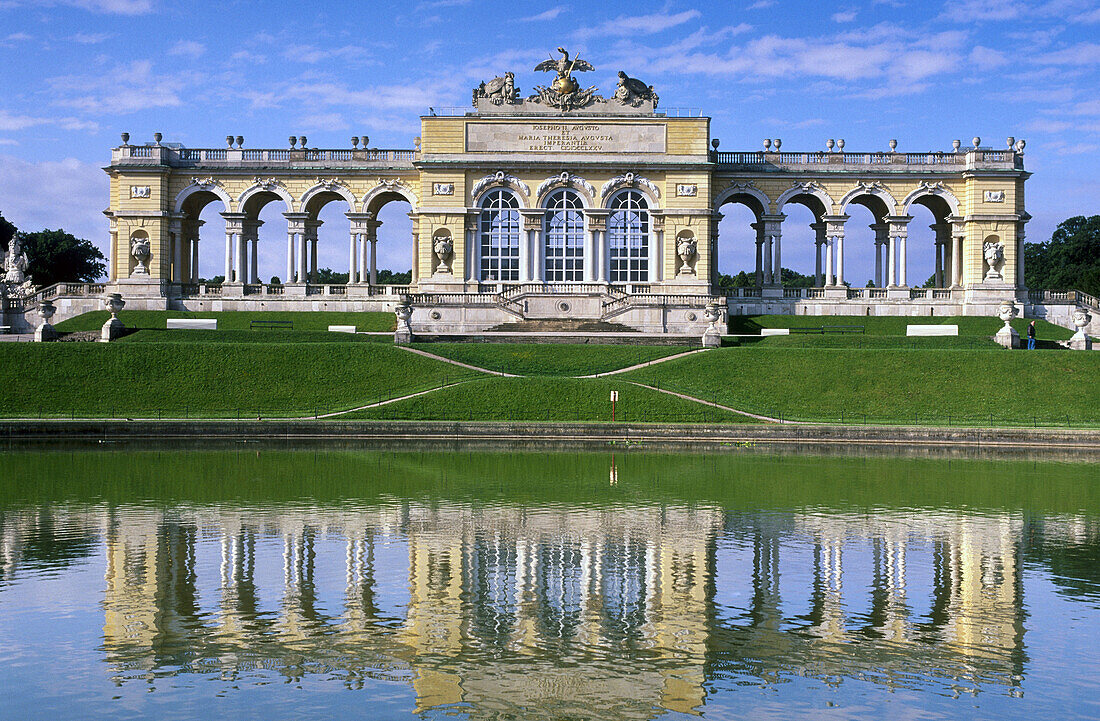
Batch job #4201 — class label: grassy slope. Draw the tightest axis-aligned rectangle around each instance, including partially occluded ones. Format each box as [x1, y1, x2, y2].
[55, 310, 395, 333]
[346, 376, 757, 423]
[117, 329, 392, 344]
[625, 346, 1100, 424]
[0, 343, 477, 417]
[727, 314, 1072, 339]
[409, 343, 689, 376]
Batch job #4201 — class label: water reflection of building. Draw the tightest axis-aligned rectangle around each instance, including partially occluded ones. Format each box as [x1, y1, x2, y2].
[2, 502, 1067, 715]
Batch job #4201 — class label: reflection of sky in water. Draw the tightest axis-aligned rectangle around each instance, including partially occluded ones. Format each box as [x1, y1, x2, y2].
[0, 462, 1098, 720]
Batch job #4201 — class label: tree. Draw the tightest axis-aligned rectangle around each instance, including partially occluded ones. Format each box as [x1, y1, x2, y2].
[1025, 216, 1100, 297]
[0, 211, 14, 250]
[315, 267, 349, 284]
[9, 229, 106, 288]
[375, 269, 411, 284]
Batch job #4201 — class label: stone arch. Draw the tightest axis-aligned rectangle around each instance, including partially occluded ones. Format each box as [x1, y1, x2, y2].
[714, 184, 771, 218]
[536, 172, 596, 208]
[471, 172, 531, 208]
[173, 182, 233, 214]
[600, 173, 660, 208]
[300, 181, 357, 216]
[362, 181, 418, 215]
[839, 183, 898, 218]
[902, 183, 960, 218]
[237, 182, 296, 216]
[777, 182, 835, 215]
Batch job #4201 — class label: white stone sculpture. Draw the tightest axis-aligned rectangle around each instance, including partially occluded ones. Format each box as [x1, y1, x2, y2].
[34, 299, 57, 342]
[1, 236, 36, 298]
[130, 237, 151, 276]
[677, 238, 698, 275]
[394, 296, 413, 345]
[983, 241, 1004, 280]
[702, 301, 722, 348]
[433, 236, 454, 274]
[1067, 308, 1093, 350]
[100, 293, 125, 342]
[994, 300, 1019, 348]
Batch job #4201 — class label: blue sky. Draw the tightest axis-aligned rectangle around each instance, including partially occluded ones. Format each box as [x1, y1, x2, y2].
[1, 0, 1098, 283]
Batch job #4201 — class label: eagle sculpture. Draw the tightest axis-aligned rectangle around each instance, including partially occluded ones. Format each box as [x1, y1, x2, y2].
[534, 47, 594, 95]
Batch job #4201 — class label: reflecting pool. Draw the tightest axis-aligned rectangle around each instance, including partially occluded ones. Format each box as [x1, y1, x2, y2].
[1, 445, 1098, 720]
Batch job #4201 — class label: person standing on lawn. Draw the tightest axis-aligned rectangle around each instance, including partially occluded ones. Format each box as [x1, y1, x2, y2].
[1027, 320, 1036, 350]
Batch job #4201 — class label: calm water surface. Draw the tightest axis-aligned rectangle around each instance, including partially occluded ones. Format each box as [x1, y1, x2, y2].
[0, 445, 1098, 720]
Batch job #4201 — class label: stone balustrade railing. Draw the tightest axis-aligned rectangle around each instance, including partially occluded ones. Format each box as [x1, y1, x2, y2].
[112, 145, 418, 168]
[710, 149, 1022, 171]
[1028, 289, 1099, 310]
[175, 283, 411, 297]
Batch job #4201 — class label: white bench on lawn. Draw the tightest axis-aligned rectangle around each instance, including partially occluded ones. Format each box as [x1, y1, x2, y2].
[761, 328, 790, 336]
[328, 325, 357, 333]
[167, 318, 217, 330]
[907, 324, 958, 336]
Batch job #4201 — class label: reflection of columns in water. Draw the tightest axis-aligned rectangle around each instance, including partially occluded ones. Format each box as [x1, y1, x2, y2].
[751, 532, 781, 629]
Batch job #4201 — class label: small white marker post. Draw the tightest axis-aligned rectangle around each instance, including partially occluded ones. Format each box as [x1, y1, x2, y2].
[610, 390, 619, 422]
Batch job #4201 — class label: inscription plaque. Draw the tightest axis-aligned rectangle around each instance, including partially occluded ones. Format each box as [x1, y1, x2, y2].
[466, 122, 665, 153]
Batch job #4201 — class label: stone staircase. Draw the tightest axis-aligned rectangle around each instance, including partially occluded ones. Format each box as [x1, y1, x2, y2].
[486, 318, 640, 333]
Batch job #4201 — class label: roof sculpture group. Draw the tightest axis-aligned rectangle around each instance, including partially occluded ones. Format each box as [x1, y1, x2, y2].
[473, 47, 658, 112]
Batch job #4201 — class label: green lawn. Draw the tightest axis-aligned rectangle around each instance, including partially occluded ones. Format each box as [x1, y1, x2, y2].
[346, 376, 757, 423]
[55, 310, 395, 333]
[726, 314, 1073, 339]
[117, 329, 392, 344]
[623, 346, 1100, 426]
[0, 342, 477, 417]
[408, 342, 691, 376]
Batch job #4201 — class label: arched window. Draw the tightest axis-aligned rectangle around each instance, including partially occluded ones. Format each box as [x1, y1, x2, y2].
[479, 189, 520, 281]
[608, 190, 649, 282]
[544, 190, 584, 282]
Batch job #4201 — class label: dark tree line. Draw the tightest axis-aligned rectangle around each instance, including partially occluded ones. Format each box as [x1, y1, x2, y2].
[1025, 215, 1100, 297]
[0, 211, 106, 288]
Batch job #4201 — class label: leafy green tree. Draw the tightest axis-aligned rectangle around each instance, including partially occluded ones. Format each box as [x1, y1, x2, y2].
[315, 267, 349, 284]
[375, 269, 411, 284]
[10, 229, 106, 287]
[1025, 215, 1100, 297]
[0, 211, 15, 250]
[779, 267, 815, 287]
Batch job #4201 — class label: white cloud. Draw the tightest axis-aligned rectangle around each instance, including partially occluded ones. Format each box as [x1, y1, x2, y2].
[299, 112, 349, 131]
[0, 109, 97, 133]
[282, 44, 371, 64]
[230, 50, 267, 64]
[832, 10, 857, 22]
[3, 0, 152, 14]
[68, 32, 112, 43]
[0, 156, 109, 252]
[521, 5, 566, 22]
[4, 32, 32, 41]
[1036, 42, 1100, 65]
[575, 10, 701, 39]
[746, 0, 775, 8]
[1073, 7, 1100, 21]
[168, 40, 205, 58]
[969, 46, 1008, 70]
[48, 59, 185, 114]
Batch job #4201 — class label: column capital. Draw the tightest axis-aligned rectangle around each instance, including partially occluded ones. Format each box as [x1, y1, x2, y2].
[518, 208, 544, 231]
[823, 214, 848, 237]
[885, 214, 913, 225]
[220, 212, 247, 232]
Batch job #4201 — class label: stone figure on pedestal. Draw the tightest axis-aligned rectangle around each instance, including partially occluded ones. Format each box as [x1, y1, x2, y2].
[130, 237, 151, 276]
[473, 72, 520, 106]
[613, 71, 659, 107]
[983, 241, 1004, 281]
[394, 296, 413, 345]
[994, 300, 1020, 348]
[100, 293, 125, 342]
[34, 299, 57, 342]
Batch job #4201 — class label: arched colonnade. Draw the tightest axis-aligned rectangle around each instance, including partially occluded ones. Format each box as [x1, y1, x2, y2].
[714, 181, 963, 289]
[169, 179, 418, 285]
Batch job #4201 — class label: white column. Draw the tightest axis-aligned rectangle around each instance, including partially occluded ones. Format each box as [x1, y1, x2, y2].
[651, 228, 662, 282]
[898, 234, 907, 287]
[954, 232, 963, 287]
[348, 232, 358, 284]
[237, 233, 247, 283]
[171, 233, 182, 282]
[886, 235, 896, 287]
[1017, 232, 1026, 288]
[587, 229, 598, 282]
[297, 233, 307, 283]
[773, 233, 782, 284]
[812, 222, 824, 286]
[597, 231, 607, 282]
[763, 236, 773, 285]
[190, 238, 199, 283]
[825, 238, 834, 287]
[875, 241, 883, 288]
[224, 231, 233, 282]
[754, 238, 763, 286]
[286, 233, 295, 283]
[836, 232, 845, 286]
[934, 240, 944, 288]
[359, 235, 368, 284]
[250, 238, 259, 283]
[310, 238, 318, 283]
[370, 238, 377, 285]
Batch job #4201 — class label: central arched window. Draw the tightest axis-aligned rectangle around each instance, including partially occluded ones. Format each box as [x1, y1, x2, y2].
[479, 189, 520, 281]
[544, 189, 584, 282]
[608, 190, 649, 282]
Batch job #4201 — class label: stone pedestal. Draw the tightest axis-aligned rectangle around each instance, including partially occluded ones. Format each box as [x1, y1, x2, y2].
[394, 298, 413, 345]
[994, 324, 1020, 349]
[701, 301, 723, 347]
[1066, 309, 1094, 350]
[1066, 334, 1093, 351]
[760, 286, 784, 299]
[824, 286, 849, 299]
[886, 287, 910, 300]
[34, 300, 57, 342]
[114, 277, 167, 297]
[283, 283, 308, 297]
[100, 293, 125, 343]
